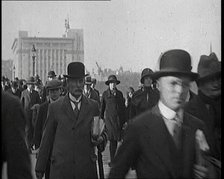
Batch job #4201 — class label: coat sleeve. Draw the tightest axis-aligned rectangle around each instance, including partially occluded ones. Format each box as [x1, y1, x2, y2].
[2, 93, 33, 179]
[108, 122, 140, 178]
[100, 92, 106, 119]
[35, 103, 57, 174]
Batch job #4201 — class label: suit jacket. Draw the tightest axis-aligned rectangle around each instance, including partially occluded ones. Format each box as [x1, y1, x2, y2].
[108, 105, 206, 179]
[1, 91, 32, 179]
[35, 94, 102, 179]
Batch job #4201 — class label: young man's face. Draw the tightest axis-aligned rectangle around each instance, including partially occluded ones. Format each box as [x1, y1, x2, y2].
[157, 76, 191, 111]
[109, 82, 116, 91]
[198, 76, 221, 99]
[143, 76, 152, 87]
[67, 78, 84, 98]
[49, 88, 61, 101]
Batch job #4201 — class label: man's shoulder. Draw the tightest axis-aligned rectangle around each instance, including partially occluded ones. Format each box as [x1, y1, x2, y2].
[131, 106, 159, 127]
[132, 88, 144, 98]
[184, 111, 205, 128]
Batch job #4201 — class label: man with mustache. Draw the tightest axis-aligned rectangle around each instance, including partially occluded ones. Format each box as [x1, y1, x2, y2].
[108, 49, 210, 179]
[35, 62, 107, 179]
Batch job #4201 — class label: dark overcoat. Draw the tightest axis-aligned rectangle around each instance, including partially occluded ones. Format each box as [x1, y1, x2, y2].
[108, 105, 206, 179]
[1, 91, 32, 179]
[129, 87, 159, 120]
[20, 89, 41, 147]
[35, 94, 100, 179]
[33, 101, 49, 149]
[100, 88, 126, 141]
[185, 93, 221, 160]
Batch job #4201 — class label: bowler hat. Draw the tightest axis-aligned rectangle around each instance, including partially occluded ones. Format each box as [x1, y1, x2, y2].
[26, 76, 36, 84]
[105, 75, 120, 85]
[63, 62, 88, 79]
[85, 76, 92, 85]
[197, 52, 221, 81]
[46, 79, 62, 90]
[48, 71, 56, 78]
[140, 68, 154, 84]
[152, 49, 198, 81]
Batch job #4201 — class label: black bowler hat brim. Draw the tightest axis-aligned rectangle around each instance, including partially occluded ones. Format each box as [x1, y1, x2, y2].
[105, 80, 120, 85]
[63, 74, 89, 79]
[152, 70, 198, 81]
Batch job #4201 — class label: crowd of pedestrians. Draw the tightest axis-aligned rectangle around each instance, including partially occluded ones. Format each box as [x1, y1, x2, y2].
[1, 49, 221, 179]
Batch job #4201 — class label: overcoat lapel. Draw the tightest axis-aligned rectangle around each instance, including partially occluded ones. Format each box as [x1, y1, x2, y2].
[73, 95, 89, 129]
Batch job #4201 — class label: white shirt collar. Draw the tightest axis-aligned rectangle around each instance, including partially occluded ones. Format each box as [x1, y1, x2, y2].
[69, 93, 82, 110]
[69, 93, 82, 102]
[158, 100, 183, 123]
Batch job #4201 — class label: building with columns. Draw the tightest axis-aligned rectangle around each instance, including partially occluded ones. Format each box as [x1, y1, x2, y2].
[11, 29, 84, 83]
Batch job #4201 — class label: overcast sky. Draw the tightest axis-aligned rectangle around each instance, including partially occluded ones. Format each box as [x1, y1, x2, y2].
[2, 0, 221, 73]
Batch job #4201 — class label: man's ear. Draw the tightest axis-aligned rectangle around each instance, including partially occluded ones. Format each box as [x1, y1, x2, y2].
[156, 80, 159, 90]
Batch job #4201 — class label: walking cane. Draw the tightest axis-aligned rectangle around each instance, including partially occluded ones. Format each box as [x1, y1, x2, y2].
[97, 149, 104, 179]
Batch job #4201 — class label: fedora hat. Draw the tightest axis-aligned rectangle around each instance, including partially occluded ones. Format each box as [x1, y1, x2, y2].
[48, 71, 56, 78]
[46, 79, 62, 90]
[105, 75, 120, 85]
[152, 49, 198, 81]
[26, 76, 36, 84]
[63, 62, 88, 79]
[140, 68, 154, 84]
[197, 52, 221, 82]
[85, 76, 92, 85]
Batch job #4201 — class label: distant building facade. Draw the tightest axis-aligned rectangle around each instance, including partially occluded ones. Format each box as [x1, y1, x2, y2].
[2, 59, 13, 80]
[11, 29, 84, 83]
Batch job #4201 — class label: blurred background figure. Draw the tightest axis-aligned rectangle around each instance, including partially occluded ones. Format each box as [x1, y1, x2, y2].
[33, 79, 62, 179]
[125, 86, 135, 122]
[20, 76, 41, 152]
[129, 68, 159, 121]
[1, 91, 33, 179]
[84, 76, 100, 105]
[100, 75, 126, 167]
[185, 52, 221, 177]
[7, 81, 21, 99]
[91, 77, 100, 97]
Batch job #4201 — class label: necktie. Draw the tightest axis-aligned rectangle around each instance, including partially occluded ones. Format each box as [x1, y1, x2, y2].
[71, 100, 80, 118]
[172, 115, 181, 148]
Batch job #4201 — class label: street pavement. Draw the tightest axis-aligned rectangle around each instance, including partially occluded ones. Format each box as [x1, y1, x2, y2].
[2, 142, 136, 179]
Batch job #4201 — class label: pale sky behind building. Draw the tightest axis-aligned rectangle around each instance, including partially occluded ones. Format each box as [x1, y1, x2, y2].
[2, 0, 221, 73]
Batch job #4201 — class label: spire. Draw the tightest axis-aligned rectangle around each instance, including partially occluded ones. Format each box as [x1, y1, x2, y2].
[210, 42, 212, 53]
[65, 15, 70, 34]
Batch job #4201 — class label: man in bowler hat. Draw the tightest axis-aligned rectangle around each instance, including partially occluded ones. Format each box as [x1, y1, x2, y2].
[108, 49, 210, 179]
[129, 68, 159, 120]
[100, 75, 126, 167]
[35, 62, 107, 179]
[185, 52, 221, 177]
